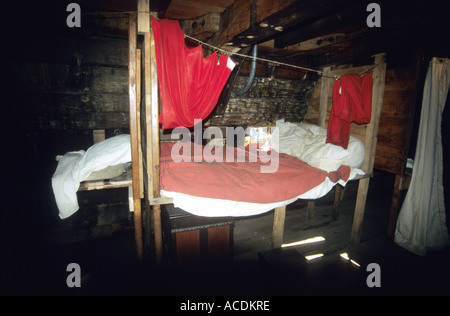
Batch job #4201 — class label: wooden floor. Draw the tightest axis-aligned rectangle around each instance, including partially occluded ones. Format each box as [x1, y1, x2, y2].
[2, 170, 450, 296]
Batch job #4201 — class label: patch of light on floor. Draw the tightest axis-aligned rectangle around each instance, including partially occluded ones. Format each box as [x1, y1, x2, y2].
[340, 252, 361, 267]
[305, 253, 324, 261]
[281, 236, 325, 248]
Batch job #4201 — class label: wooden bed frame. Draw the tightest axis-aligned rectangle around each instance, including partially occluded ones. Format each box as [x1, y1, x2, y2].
[303, 56, 387, 244]
[125, 2, 387, 262]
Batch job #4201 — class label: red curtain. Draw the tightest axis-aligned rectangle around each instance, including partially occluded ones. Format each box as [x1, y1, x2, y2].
[326, 73, 373, 149]
[152, 17, 235, 129]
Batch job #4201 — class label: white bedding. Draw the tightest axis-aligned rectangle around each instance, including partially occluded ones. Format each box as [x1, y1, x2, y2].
[51, 122, 365, 219]
[273, 119, 365, 171]
[51, 134, 131, 219]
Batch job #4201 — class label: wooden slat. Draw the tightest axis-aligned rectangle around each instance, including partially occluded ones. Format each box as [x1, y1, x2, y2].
[128, 12, 143, 260]
[150, 25, 160, 199]
[149, 196, 174, 205]
[78, 179, 132, 191]
[143, 31, 153, 199]
[136, 48, 144, 199]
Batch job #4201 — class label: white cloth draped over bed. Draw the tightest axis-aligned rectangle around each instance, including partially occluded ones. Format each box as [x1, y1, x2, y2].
[51, 134, 131, 219]
[395, 57, 450, 256]
[51, 122, 365, 219]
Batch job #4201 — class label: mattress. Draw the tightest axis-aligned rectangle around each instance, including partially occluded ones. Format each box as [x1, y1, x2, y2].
[159, 141, 363, 217]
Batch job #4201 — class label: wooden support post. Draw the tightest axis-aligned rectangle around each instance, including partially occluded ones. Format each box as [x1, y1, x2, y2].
[351, 177, 370, 243]
[387, 174, 402, 239]
[307, 66, 332, 220]
[272, 206, 286, 248]
[333, 185, 343, 220]
[306, 201, 315, 220]
[128, 12, 143, 260]
[136, 48, 144, 199]
[318, 66, 332, 128]
[153, 204, 163, 264]
[149, 15, 163, 264]
[140, 6, 163, 264]
[149, 26, 160, 200]
[350, 53, 386, 244]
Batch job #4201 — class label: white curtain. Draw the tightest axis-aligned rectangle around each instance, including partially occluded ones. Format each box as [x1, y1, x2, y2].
[395, 57, 450, 256]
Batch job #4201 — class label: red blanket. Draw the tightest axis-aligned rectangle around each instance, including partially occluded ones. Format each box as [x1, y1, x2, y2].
[326, 73, 373, 149]
[160, 142, 351, 204]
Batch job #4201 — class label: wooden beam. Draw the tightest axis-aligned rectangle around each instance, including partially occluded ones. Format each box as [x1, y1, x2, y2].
[143, 31, 153, 199]
[211, 0, 358, 49]
[144, 11, 163, 265]
[150, 27, 161, 200]
[318, 66, 332, 128]
[350, 53, 386, 244]
[273, 2, 365, 49]
[128, 12, 143, 260]
[181, 13, 220, 41]
[138, 0, 150, 34]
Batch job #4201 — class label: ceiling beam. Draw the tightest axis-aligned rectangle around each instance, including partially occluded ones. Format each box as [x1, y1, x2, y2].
[209, 0, 359, 50]
[274, 2, 367, 48]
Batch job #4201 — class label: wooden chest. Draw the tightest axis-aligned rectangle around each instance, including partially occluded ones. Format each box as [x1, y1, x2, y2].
[161, 204, 234, 267]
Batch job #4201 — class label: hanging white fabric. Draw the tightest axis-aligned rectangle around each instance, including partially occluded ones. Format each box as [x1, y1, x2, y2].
[395, 57, 450, 256]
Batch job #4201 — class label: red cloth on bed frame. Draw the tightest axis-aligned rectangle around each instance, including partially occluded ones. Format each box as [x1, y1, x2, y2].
[152, 17, 235, 130]
[326, 73, 373, 149]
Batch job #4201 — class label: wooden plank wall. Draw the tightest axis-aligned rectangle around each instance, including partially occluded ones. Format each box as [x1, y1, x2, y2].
[9, 16, 130, 132]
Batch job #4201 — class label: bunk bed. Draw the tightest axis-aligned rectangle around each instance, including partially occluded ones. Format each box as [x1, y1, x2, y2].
[131, 4, 387, 263]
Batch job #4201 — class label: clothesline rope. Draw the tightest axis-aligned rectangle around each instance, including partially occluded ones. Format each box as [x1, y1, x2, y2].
[184, 33, 334, 79]
[184, 34, 377, 80]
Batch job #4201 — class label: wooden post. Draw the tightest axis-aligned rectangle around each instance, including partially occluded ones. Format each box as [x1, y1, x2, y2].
[128, 12, 143, 260]
[387, 174, 402, 239]
[350, 53, 386, 244]
[333, 185, 343, 220]
[148, 13, 163, 265]
[139, 5, 163, 264]
[136, 48, 144, 199]
[306, 201, 315, 219]
[318, 66, 332, 128]
[272, 206, 286, 248]
[307, 66, 332, 220]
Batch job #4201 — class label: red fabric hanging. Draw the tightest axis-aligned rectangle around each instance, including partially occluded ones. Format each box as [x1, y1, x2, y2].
[326, 73, 373, 149]
[152, 17, 235, 129]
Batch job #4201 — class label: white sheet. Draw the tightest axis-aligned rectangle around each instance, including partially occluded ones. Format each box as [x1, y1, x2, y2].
[51, 134, 131, 219]
[272, 120, 365, 171]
